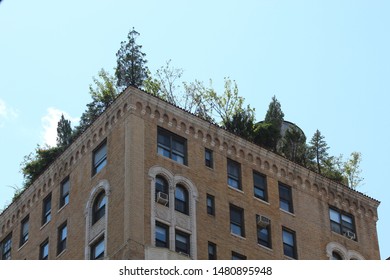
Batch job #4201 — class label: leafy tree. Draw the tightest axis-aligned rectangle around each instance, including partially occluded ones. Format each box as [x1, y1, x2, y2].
[115, 28, 148, 90]
[343, 152, 364, 189]
[56, 114, 72, 148]
[281, 126, 307, 165]
[309, 129, 330, 174]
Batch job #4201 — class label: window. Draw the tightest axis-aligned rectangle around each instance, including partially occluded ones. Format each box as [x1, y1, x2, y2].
[42, 193, 52, 225]
[279, 183, 293, 213]
[329, 207, 356, 239]
[155, 176, 169, 206]
[20, 215, 29, 247]
[175, 185, 189, 215]
[175, 230, 190, 255]
[282, 227, 297, 259]
[257, 215, 271, 249]
[205, 148, 213, 168]
[57, 222, 67, 255]
[232, 251, 247, 260]
[208, 242, 217, 260]
[92, 191, 106, 225]
[91, 236, 105, 260]
[155, 222, 169, 248]
[227, 159, 241, 190]
[1, 233, 12, 260]
[253, 172, 267, 201]
[39, 239, 49, 260]
[60, 177, 70, 208]
[93, 140, 107, 175]
[157, 127, 187, 165]
[230, 204, 245, 237]
[206, 194, 215, 216]
[332, 251, 343, 260]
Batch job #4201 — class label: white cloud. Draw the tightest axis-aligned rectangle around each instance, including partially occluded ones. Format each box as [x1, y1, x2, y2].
[41, 108, 78, 147]
[0, 98, 18, 127]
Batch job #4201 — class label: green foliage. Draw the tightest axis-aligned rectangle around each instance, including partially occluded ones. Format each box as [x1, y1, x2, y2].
[115, 28, 148, 90]
[309, 129, 330, 174]
[56, 114, 72, 148]
[280, 126, 308, 166]
[21, 145, 63, 187]
[343, 152, 364, 189]
[224, 107, 256, 141]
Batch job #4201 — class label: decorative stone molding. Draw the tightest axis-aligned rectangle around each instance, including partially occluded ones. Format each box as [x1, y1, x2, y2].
[326, 241, 365, 260]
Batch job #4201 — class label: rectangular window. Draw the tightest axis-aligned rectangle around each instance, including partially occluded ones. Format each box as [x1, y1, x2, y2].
[232, 251, 247, 260]
[1, 233, 12, 260]
[93, 140, 107, 175]
[42, 193, 52, 225]
[90, 236, 105, 260]
[205, 148, 213, 168]
[230, 204, 245, 237]
[227, 158, 241, 190]
[253, 171, 268, 201]
[157, 127, 187, 165]
[208, 242, 217, 260]
[282, 227, 297, 259]
[155, 222, 169, 248]
[206, 194, 215, 216]
[39, 239, 49, 260]
[329, 207, 356, 239]
[175, 230, 190, 255]
[20, 215, 29, 247]
[257, 215, 271, 249]
[57, 222, 67, 255]
[279, 183, 293, 213]
[60, 177, 70, 208]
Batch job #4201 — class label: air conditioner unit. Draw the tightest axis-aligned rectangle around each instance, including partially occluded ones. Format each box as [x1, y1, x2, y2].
[178, 251, 190, 258]
[345, 231, 356, 240]
[156, 192, 168, 206]
[256, 215, 270, 228]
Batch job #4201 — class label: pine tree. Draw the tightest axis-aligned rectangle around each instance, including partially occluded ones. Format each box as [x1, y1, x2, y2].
[56, 114, 72, 148]
[309, 129, 329, 174]
[115, 28, 148, 90]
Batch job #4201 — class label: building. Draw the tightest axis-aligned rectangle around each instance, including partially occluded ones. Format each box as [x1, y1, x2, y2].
[0, 87, 381, 260]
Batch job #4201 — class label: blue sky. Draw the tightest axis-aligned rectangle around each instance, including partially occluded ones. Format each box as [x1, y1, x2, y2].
[0, 0, 389, 259]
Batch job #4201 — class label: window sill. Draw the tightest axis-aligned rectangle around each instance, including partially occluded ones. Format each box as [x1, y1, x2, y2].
[283, 255, 297, 260]
[56, 249, 67, 259]
[230, 232, 246, 240]
[40, 220, 51, 230]
[257, 243, 273, 252]
[57, 203, 68, 213]
[157, 153, 189, 168]
[279, 208, 295, 217]
[228, 185, 244, 194]
[254, 197, 270, 206]
[18, 240, 29, 251]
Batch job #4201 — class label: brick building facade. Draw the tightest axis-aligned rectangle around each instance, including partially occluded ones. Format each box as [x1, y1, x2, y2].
[0, 87, 381, 260]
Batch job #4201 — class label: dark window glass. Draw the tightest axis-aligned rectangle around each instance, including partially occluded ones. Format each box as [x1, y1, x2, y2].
[157, 127, 187, 165]
[205, 148, 213, 168]
[42, 194, 52, 225]
[91, 236, 105, 260]
[279, 183, 293, 213]
[227, 159, 241, 190]
[175, 185, 189, 215]
[230, 204, 245, 237]
[155, 222, 169, 248]
[175, 230, 190, 255]
[20, 215, 29, 246]
[93, 140, 107, 175]
[254, 172, 267, 201]
[57, 222, 67, 255]
[39, 239, 49, 260]
[60, 177, 70, 208]
[332, 251, 343, 260]
[329, 207, 356, 239]
[155, 176, 169, 206]
[232, 251, 247, 260]
[206, 194, 215, 216]
[257, 215, 271, 249]
[1, 233, 12, 260]
[92, 192, 106, 225]
[208, 242, 217, 260]
[282, 227, 297, 259]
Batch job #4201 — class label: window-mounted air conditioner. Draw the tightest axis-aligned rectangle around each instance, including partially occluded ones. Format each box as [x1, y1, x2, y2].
[256, 215, 270, 228]
[156, 192, 168, 206]
[345, 231, 356, 240]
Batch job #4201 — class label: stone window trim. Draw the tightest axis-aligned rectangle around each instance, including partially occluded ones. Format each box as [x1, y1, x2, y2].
[148, 166, 198, 259]
[326, 242, 365, 260]
[84, 179, 111, 260]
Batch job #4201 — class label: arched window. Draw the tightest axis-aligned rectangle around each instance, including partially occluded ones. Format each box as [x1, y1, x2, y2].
[332, 251, 343, 260]
[92, 192, 106, 224]
[155, 176, 169, 206]
[175, 185, 189, 215]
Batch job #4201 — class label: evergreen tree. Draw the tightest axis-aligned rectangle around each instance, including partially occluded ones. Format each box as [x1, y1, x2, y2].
[224, 107, 256, 141]
[56, 114, 72, 148]
[115, 28, 148, 90]
[281, 126, 307, 165]
[309, 129, 330, 174]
